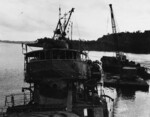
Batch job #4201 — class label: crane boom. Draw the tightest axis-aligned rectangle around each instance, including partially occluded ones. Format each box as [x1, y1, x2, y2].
[109, 4, 117, 34]
[64, 8, 74, 32]
[109, 4, 121, 57]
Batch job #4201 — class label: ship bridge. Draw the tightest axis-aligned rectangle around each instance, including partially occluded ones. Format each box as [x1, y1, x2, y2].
[24, 48, 89, 83]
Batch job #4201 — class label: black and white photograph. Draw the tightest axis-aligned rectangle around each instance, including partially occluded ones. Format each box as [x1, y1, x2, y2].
[0, 0, 150, 117]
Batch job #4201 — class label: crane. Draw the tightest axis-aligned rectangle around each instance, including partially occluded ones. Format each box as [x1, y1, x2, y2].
[109, 4, 122, 58]
[53, 8, 74, 39]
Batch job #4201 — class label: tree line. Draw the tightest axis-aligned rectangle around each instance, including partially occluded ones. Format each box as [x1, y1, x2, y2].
[70, 31, 150, 54]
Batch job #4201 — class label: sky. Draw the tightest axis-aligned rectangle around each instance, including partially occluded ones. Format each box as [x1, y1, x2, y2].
[0, 0, 150, 41]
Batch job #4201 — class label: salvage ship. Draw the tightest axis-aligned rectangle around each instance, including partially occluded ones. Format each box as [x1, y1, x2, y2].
[101, 4, 150, 80]
[101, 4, 149, 91]
[0, 8, 113, 117]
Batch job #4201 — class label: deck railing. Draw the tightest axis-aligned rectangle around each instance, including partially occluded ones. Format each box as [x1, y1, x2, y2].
[0, 92, 30, 117]
[4, 93, 30, 107]
[0, 107, 7, 116]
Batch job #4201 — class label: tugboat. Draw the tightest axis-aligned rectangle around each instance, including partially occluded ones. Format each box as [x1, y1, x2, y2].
[0, 8, 113, 117]
[101, 4, 150, 80]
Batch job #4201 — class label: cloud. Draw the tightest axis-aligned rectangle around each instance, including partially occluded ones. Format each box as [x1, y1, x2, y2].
[0, 0, 56, 31]
[0, 0, 60, 40]
[0, 0, 150, 41]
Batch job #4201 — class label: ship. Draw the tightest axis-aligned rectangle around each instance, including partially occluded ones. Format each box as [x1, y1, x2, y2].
[0, 8, 114, 117]
[101, 4, 149, 91]
[101, 4, 150, 80]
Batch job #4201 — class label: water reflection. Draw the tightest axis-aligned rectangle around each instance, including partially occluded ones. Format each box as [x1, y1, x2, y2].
[116, 88, 136, 100]
[104, 83, 150, 117]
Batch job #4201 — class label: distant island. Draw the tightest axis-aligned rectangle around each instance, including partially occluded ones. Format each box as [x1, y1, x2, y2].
[1, 30, 150, 54]
[0, 40, 34, 44]
[71, 30, 150, 54]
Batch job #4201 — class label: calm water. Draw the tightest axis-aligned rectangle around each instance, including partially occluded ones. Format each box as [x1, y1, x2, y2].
[0, 43, 150, 117]
[0, 43, 27, 106]
[89, 51, 150, 117]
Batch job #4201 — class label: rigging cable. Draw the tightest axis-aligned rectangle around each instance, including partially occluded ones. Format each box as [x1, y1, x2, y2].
[74, 13, 81, 39]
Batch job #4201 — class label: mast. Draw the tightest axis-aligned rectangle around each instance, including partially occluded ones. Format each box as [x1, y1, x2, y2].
[109, 4, 119, 57]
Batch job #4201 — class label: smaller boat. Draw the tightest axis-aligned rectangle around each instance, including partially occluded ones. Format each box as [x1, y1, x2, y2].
[104, 66, 149, 91]
[101, 55, 150, 80]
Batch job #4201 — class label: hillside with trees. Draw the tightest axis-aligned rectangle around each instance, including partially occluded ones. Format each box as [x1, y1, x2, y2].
[71, 30, 150, 54]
